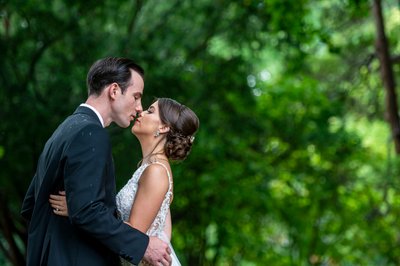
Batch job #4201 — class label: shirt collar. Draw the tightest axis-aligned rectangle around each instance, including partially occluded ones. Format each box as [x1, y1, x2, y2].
[80, 103, 105, 128]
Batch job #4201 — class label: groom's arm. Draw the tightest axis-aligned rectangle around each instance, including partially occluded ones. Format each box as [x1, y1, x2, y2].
[63, 124, 148, 264]
[21, 174, 37, 221]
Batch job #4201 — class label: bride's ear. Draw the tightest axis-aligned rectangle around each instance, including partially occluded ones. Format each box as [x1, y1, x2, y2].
[159, 125, 170, 134]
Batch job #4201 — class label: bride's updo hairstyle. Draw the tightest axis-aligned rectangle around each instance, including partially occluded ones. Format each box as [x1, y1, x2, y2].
[158, 98, 199, 161]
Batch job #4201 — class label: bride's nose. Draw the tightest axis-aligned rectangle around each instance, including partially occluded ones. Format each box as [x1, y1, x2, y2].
[135, 111, 143, 119]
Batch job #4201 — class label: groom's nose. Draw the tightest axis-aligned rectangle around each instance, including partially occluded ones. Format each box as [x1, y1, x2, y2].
[135, 103, 143, 114]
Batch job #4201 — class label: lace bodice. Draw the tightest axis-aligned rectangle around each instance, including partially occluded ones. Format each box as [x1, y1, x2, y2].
[116, 162, 173, 237]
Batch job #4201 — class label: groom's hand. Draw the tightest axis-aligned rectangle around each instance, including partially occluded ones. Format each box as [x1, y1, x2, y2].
[143, 236, 172, 266]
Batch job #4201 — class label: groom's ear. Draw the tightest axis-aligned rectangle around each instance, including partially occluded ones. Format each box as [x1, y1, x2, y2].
[108, 83, 119, 100]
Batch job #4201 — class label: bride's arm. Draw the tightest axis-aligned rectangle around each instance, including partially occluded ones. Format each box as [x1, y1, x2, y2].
[127, 164, 169, 233]
[49, 164, 170, 234]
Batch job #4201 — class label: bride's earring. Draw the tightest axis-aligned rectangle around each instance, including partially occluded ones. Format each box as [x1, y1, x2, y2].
[154, 130, 160, 137]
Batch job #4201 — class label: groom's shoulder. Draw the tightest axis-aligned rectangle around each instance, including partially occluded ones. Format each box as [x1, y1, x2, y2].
[63, 106, 102, 127]
[60, 114, 99, 130]
[53, 110, 104, 141]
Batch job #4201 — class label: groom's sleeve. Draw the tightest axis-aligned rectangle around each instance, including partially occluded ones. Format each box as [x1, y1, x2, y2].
[21, 174, 36, 221]
[64, 124, 148, 264]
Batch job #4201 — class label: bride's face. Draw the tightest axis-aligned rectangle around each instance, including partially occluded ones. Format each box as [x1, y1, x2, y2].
[131, 101, 162, 137]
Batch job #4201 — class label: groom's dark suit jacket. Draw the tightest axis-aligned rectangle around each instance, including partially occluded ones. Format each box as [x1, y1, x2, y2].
[21, 106, 148, 266]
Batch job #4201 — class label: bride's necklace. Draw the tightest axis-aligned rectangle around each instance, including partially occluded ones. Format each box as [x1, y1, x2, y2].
[141, 151, 168, 165]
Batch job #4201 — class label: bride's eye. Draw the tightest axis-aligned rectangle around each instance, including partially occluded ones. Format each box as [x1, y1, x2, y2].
[147, 106, 155, 114]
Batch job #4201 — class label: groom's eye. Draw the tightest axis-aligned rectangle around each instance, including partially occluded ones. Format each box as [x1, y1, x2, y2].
[133, 92, 142, 100]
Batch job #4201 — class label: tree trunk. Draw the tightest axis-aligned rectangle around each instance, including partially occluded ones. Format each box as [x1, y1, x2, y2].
[372, 0, 400, 154]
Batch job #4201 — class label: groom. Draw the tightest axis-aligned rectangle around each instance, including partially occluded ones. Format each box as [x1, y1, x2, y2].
[21, 57, 171, 266]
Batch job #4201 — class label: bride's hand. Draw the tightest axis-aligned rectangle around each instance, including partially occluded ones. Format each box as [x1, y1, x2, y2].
[49, 191, 68, 217]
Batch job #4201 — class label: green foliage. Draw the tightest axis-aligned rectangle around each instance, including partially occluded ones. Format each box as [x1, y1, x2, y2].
[1, 0, 400, 265]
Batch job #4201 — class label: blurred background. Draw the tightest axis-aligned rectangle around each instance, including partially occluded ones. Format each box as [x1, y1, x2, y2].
[0, 0, 399, 265]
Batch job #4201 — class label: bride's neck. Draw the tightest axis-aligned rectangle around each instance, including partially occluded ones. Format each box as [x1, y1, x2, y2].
[139, 138, 167, 164]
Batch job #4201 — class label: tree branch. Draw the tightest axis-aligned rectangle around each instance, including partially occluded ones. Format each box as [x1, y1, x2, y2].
[126, 0, 143, 36]
[391, 54, 400, 64]
[142, 0, 182, 42]
[372, 0, 400, 154]
[2, 10, 11, 38]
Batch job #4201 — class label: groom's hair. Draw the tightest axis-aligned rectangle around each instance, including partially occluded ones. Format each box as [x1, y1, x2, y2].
[86, 57, 144, 96]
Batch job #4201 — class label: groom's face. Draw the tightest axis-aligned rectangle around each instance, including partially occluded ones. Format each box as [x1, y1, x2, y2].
[112, 70, 144, 128]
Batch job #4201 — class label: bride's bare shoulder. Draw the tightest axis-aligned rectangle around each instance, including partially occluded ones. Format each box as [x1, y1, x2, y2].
[139, 163, 170, 192]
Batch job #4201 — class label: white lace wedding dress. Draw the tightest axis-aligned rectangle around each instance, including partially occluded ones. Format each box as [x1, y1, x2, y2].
[116, 162, 181, 266]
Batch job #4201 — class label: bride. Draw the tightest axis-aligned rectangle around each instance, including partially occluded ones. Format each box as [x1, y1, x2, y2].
[50, 98, 199, 266]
